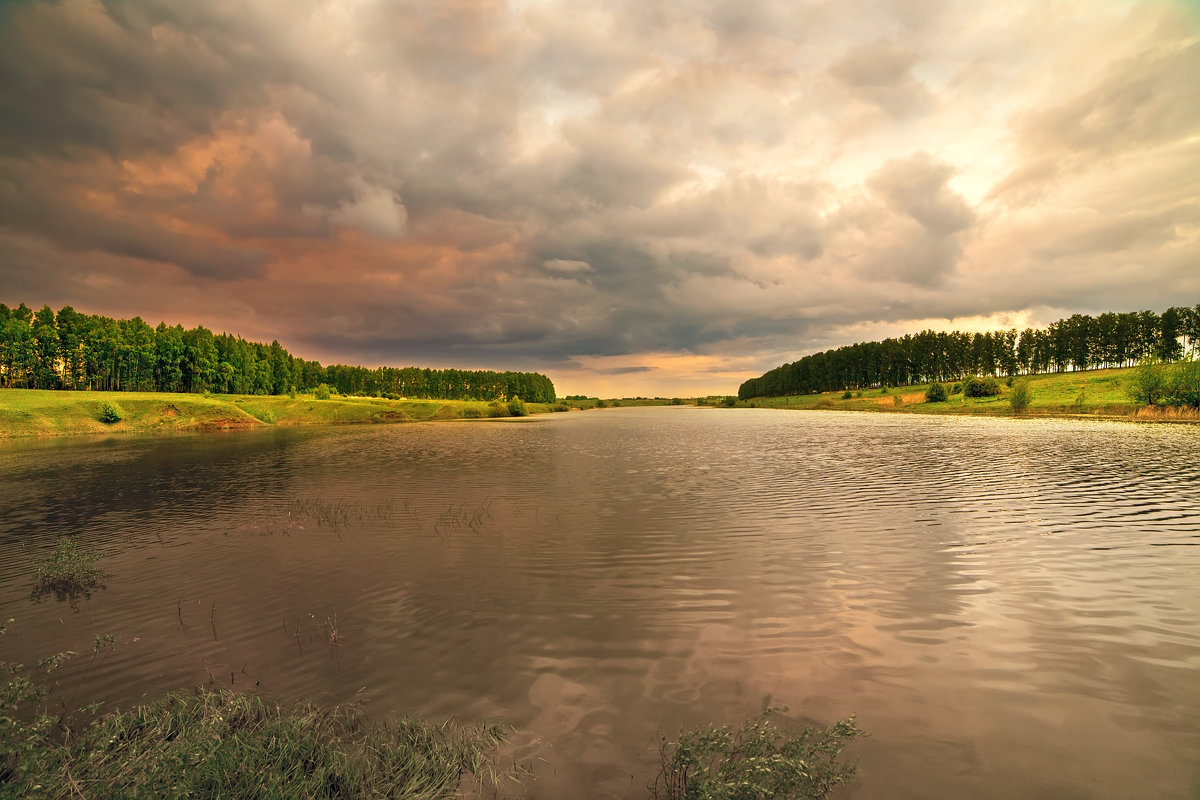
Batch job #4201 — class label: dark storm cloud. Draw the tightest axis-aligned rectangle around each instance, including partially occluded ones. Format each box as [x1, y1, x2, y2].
[0, 0, 1195, 395]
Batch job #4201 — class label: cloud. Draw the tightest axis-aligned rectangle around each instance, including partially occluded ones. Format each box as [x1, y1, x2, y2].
[829, 39, 935, 117]
[0, 0, 1195, 396]
[544, 258, 593, 274]
[310, 179, 408, 240]
[597, 365, 654, 375]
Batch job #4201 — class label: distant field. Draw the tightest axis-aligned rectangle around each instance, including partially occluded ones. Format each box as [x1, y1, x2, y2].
[739, 367, 1198, 422]
[0, 390, 563, 438]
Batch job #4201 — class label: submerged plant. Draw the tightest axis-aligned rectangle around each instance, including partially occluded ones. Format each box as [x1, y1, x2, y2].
[32, 537, 105, 601]
[652, 708, 863, 800]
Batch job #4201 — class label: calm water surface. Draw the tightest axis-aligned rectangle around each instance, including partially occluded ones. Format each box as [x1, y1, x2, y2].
[1, 408, 1198, 798]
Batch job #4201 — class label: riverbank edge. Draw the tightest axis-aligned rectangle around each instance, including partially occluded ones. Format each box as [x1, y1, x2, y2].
[736, 367, 1200, 424]
[741, 401, 1199, 424]
[0, 389, 567, 439]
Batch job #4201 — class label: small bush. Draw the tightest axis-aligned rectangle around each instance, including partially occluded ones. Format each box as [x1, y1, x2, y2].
[1166, 358, 1200, 407]
[841, 390, 852, 400]
[314, 383, 332, 400]
[507, 397, 528, 417]
[552, 404, 569, 412]
[652, 708, 862, 800]
[98, 401, 123, 424]
[892, 394, 904, 407]
[670, 398, 684, 405]
[879, 387, 889, 395]
[723, 396, 737, 407]
[962, 376, 1001, 397]
[596, 399, 608, 408]
[1010, 378, 1032, 413]
[462, 407, 483, 418]
[951, 382, 963, 395]
[1126, 359, 1168, 406]
[924, 383, 948, 403]
[33, 538, 105, 600]
[487, 401, 509, 418]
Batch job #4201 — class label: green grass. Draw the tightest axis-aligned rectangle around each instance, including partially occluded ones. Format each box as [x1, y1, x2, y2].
[0, 687, 514, 800]
[739, 367, 1185, 420]
[0, 390, 561, 438]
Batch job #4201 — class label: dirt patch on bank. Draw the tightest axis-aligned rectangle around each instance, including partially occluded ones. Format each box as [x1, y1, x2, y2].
[195, 417, 260, 432]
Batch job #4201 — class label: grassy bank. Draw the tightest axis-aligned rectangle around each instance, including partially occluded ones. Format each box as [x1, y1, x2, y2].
[739, 367, 1200, 422]
[0, 687, 513, 800]
[0, 389, 562, 439]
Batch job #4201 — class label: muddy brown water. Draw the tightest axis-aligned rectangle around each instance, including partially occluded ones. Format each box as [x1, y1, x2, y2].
[1, 407, 1198, 798]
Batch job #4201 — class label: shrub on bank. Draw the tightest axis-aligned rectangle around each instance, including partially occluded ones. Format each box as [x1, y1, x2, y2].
[507, 397, 528, 417]
[98, 401, 123, 424]
[1168, 358, 1200, 407]
[962, 376, 1001, 397]
[924, 383, 948, 403]
[1010, 379, 1032, 413]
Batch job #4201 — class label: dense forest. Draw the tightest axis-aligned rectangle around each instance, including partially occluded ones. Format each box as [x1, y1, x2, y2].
[739, 306, 1200, 399]
[0, 303, 556, 403]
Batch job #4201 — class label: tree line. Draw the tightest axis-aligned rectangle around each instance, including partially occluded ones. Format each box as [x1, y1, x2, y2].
[739, 305, 1200, 399]
[0, 302, 556, 403]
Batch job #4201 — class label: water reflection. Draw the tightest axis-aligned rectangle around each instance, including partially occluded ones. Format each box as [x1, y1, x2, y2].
[1, 409, 1198, 798]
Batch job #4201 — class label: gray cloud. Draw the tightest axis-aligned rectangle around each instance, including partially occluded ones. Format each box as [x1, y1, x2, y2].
[0, 0, 1195, 395]
[829, 39, 935, 117]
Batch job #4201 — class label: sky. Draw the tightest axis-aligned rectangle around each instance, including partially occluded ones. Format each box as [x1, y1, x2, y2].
[0, 0, 1197, 397]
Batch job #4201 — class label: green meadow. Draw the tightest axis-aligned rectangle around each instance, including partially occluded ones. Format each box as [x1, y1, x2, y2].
[0, 389, 562, 438]
[739, 367, 1198, 422]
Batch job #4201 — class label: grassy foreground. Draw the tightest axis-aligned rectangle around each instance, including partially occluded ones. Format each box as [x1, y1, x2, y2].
[739, 367, 1199, 422]
[0, 688, 512, 800]
[0, 390, 563, 438]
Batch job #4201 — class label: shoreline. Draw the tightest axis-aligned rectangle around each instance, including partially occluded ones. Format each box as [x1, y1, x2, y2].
[736, 366, 1199, 424]
[0, 389, 567, 440]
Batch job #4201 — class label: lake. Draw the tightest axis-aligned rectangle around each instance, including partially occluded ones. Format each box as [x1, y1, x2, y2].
[1, 407, 1198, 798]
